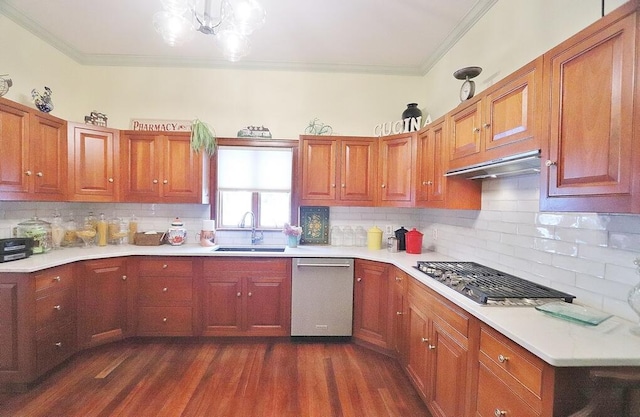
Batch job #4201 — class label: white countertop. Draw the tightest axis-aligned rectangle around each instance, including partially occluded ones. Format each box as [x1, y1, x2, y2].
[2, 243, 639, 367]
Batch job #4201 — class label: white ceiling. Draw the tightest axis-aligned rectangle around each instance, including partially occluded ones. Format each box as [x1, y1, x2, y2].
[1, 0, 497, 76]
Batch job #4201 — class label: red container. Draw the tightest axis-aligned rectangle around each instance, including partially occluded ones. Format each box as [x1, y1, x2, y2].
[405, 228, 423, 254]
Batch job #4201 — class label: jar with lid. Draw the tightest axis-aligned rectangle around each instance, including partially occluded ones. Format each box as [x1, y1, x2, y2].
[167, 217, 187, 246]
[354, 226, 367, 247]
[50, 211, 64, 250]
[108, 213, 127, 245]
[330, 226, 343, 246]
[367, 226, 383, 250]
[62, 212, 78, 247]
[17, 217, 52, 254]
[342, 226, 355, 247]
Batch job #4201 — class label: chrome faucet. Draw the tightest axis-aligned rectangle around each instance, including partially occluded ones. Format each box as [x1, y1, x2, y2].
[240, 211, 263, 245]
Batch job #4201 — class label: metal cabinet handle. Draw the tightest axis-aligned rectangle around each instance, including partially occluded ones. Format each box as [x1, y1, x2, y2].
[162, 287, 168, 292]
[248, 292, 252, 297]
[422, 181, 428, 186]
[108, 178, 114, 183]
[381, 184, 386, 188]
[356, 277, 362, 282]
[55, 342, 62, 348]
[53, 305, 61, 311]
[421, 337, 429, 343]
[36, 172, 43, 177]
[25, 170, 32, 176]
[163, 264, 168, 269]
[428, 344, 436, 350]
[153, 179, 159, 184]
[473, 127, 481, 133]
[122, 275, 127, 281]
[426, 180, 433, 185]
[545, 160, 557, 167]
[341, 184, 345, 188]
[237, 292, 242, 297]
[396, 311, 403, 316]
[53, 276, 61, 282]
[163, 179, 168, 184]
[494, 409, 506, 416]
[483, 123, 491, 128]
[162, 317, 168, 323]
[395, 276, 402, 282]
[498, 354, 509, 363]
[331, 183, 336, 188]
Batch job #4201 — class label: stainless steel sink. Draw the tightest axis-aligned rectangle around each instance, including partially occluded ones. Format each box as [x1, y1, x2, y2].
[212, 245, 286, 252]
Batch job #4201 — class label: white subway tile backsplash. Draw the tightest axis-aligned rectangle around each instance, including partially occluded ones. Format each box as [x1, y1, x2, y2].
[552, 254, 605, 278]
[609, 232, 640, 252]
[533, 238, 578, 256]
[554, 228, 608, 246]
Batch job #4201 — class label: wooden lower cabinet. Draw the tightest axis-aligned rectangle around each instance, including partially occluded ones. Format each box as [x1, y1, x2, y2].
[77, 258, 132, 349]
[405, 279, 477, 417]
[353, 259, 391, 351]
[390, 267, 408, 361]
[201, 258, 291, 337]
[135, 257, 196, 336]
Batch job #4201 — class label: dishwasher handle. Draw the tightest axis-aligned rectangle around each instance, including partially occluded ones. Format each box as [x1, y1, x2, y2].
[296, 262, 352, 268]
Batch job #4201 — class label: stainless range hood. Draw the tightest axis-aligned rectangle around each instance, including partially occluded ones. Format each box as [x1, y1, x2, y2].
[445, 149, 541, 180]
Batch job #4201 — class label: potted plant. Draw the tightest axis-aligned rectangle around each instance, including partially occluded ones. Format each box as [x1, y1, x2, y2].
[190, 118, 217, 157]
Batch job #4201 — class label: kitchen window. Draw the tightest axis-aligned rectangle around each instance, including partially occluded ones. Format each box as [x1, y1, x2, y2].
[216, 146, 293, 229]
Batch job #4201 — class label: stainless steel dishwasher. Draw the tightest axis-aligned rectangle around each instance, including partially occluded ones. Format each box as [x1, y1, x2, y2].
[291, 258, 354, 336]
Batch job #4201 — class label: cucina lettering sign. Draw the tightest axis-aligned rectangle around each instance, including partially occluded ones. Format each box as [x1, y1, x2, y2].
[373, 115, 431, 137]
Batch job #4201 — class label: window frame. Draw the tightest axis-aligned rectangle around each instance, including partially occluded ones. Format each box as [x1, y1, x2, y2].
[210, 138, 299, 231]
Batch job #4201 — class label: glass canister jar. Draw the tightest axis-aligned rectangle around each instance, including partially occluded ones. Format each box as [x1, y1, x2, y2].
[330, 226, 343, 246]
[354, 226, 367, 247]
[342, 226, 355, 247]
[17, 217, 52, 254]
[108, 213, 127, 245]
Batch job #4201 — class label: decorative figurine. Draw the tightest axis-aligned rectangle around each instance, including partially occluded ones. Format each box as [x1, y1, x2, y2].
[31, 86, 54, 113]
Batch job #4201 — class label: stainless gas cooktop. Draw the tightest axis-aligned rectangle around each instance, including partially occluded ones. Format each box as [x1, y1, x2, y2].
[415, 261, 575, 306]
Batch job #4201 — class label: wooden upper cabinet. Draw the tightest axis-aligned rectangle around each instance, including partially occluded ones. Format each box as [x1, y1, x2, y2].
[68, 123, 120, 202]
[449, 58, 541, 170]
[0, 98, 67, 201]
[299, 135, 376, 206]
[378, 132, 415, 207]
[120, 131, 209, 204]
[541, 6, 638, 212]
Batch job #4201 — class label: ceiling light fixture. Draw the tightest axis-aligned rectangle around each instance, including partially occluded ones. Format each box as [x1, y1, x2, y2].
[153, 0, 266, 62]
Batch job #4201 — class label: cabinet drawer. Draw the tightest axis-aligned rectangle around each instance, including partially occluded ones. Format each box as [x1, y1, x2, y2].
[36, 322, 77, 374]
[34, 264, 74, 294]
[203, 258, 290, 275]
[138, 306, 193, 335]
[138, 258, 193, 277]
[476, 362, 539, 417]
[480, 326, 544, 408]
[36, 288, 76, 331]
[138, 276, 192, 306]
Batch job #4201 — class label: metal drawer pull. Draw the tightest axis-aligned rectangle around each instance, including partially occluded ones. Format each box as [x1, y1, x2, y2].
[421, 337, 429, 343]
[163, 264, 168, 269]
[498, 354, 509, 363]
[55, 342, 62, 348]
[36, 172, 43, 177]
[53, 305, 61, 311]
[122, 275, 127, 281]
[396, 311, 403, 315]
[53, 276, 61, 282]
[297, 263, 352, 268]
[163, 317, 168, 323]
[494, 409, 506, 416]
[108, 178, 114, 183]
[545, 160, 557, 167]
[25, 170, 32, 176]
[395, 276, 402, 282]
[428, 344, 436, 350]
[248, 292, 252, 297]
[237, 292, 241, 297]
[162, 287, 168, 292]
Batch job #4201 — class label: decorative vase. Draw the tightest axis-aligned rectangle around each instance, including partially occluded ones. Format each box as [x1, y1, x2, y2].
[287, 235, 298, 248]
[402, 103, 422, 120]
[31, 87, 54, 113]
[628, 258, 640, 336]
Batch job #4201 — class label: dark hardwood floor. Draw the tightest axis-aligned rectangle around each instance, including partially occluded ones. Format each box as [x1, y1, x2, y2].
[0, 338, 431, 417]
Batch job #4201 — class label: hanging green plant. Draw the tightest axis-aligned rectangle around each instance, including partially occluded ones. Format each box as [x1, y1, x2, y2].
[190, 118, 217, 157]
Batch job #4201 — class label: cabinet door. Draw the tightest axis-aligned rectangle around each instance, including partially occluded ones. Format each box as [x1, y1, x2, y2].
[163, 133, 203, 202]
[391, 269, 407, 362]
[0, 99, 30, 197]
[340, 138, 377, 204]
[29, 113, 67, 200]
[428, 323, 468, 417]
[448, 101, 482, 168]
[68, 124, 119, 201]
[541, 13, 636, 212]
[120, 132, 161, 202]
[405, 294, 430, 400]
[353, 260, 390, 349]
[79, 259, 129, 348]
[483, 59, 540, 155]
[0, 282, 20, 375]
[202, 276, 243, 335]
[416, 122, 446, 206]
[378, 133, 414, 206]
[245, 275, 291, 336]
[300, 136, 337, 202]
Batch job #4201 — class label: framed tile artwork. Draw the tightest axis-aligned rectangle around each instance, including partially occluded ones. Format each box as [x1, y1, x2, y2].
[299, 206, 329, 245]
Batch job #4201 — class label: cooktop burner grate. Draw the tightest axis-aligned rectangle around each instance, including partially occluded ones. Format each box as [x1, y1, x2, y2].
[415, 261, 575, 305]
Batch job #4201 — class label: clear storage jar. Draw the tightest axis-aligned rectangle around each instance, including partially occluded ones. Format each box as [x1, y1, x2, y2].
[16, 217, 52, 254]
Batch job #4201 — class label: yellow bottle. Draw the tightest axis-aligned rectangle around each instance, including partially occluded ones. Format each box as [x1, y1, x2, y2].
[97, 213, 107, 246]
